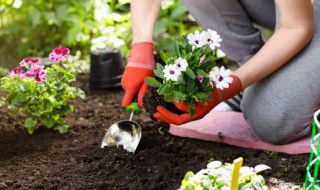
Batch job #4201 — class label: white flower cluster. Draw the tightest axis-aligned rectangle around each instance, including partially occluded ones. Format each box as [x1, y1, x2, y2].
[179, 161, 270, 190]
[163, 57, 188, 82]
[187, 29, 222, 50]
[162, 29, 232, 91]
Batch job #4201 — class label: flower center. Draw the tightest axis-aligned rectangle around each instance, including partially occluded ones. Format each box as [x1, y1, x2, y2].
[195, 40, 199, 44]
[207, 38, 213, 43]
[170, 70, 175, 75]
[177, 63, 181, 68]
[219, 76, 224, 82]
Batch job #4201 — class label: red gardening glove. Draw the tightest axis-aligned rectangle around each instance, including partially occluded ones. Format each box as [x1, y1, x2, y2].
[153, 75, 242, 125]
[121, 42, 155, 108]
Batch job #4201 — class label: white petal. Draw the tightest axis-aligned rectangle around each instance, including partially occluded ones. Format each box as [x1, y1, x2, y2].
[207, 161, 222, 169]
[255, 165, 271, 173]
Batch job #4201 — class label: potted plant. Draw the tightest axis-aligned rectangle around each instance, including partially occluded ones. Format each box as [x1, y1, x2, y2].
[143, 29, 232, 119]
[0, 46, 85, 134]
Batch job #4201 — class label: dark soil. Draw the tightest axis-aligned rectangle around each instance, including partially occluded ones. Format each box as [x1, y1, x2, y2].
[0, 73, 310, 190]
[143, 87, 185, 121]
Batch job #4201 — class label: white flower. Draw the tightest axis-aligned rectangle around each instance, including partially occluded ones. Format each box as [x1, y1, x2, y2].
[216, 49, 226, 58]
[205, 29, 222, 50]
[254, 165, 271, 173]
[174, 58, 188, 72]
[209, 66, 233, 90]
[207, 161, 222, 169]
[163, 64, 181, 82]
[187, 30, 207, 48]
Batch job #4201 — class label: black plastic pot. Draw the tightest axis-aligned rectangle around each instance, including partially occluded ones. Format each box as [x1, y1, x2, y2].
[89, 48, 124, 89]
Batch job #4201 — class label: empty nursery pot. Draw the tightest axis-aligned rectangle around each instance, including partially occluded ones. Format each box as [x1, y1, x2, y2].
[89, 48, 124, 89]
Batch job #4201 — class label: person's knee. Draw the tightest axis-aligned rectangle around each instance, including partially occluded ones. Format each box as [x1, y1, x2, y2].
[243, 107, 310, 145]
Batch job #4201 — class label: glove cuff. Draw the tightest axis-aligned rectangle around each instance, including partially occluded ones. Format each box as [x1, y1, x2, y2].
[128, 42, 155, 69]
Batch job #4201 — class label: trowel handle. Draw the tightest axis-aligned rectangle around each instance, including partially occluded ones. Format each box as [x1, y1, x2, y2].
[126, 95, 141, 115]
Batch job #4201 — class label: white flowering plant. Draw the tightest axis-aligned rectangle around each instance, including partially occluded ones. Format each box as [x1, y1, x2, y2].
[0, 46, 85, 134]
[145, 29, 232, 116]
[179, 160, 271, 190]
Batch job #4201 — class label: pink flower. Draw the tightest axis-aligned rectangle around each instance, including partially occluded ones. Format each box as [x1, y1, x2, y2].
[197, 75, 204, 83]
[34, 70, 47, 82]
[26, 65, 44, 77]
[49, 46, 70, 62]
[8, 67, 23, 77]
[19, 71, 27, 80]
[20, 58, 39, 67]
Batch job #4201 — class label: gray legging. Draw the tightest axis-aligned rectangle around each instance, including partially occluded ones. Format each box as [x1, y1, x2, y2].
[179, 0, 320, 144]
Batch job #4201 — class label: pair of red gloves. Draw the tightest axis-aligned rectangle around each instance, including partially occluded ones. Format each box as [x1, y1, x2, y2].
[121, 42, 242, 125]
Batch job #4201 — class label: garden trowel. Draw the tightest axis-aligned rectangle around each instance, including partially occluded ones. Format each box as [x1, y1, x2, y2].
[101, 99, 142, 154]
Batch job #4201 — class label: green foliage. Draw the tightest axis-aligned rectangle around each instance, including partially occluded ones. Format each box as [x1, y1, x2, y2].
[0, 55, 85, 134]
[155, 0, 202, 53]
[0, 0, 200, 69]
[0, 0, 132, 67]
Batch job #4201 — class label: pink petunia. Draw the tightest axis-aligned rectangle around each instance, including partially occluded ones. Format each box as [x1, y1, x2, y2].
[49, 46, 70, 62]
[20, 58, 39, 67]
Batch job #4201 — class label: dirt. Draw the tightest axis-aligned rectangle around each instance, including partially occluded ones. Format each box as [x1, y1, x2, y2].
[0, 73, 310, 190]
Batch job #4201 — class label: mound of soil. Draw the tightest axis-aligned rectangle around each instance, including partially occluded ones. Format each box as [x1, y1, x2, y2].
[0, 73, 309, 190]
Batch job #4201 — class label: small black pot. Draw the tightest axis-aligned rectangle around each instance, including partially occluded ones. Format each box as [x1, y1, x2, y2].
[89, 48, 124, 89]
[143, 87, 185, 121]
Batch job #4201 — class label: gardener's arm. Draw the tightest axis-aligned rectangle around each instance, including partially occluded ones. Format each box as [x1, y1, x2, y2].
[131, 0, 162, 43]
[233, 0, 314, 89]
[154, 0, 314, 125]
[121, 0, 162, 108]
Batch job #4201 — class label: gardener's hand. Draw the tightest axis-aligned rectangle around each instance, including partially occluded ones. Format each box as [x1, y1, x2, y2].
[121, 42, 155, 108]
[153, 75, 242, 125]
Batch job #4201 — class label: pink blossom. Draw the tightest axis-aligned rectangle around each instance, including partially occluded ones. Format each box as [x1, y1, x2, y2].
[19, 71, 27, 80]
[26, 65, 44, 77]
[34, 70, 47, 82]
[49, 46, 70, 62]
[8, 67, 23, 77]
[20, 58, 39, 67]
[197, 75, 204, 83]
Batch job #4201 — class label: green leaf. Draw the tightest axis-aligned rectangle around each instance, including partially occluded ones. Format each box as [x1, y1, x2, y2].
[187, 77, 195, 91]
[170, 4, 186, 20]
[174, 41, 181, 57]
[195, 92, 209, 99]
[54, 124, 68, 133]
[196, 69, 209, 78]
[177, 76, 186, 85]
[186, 68, 196, 79]
[12, 93, 26, 105]
[173, 91, 186, 102]
[158, 84, 168, 95]
[154, 19, 166, 38]
[144, 77, 161, 88]
[25, 118, 37, 134]
[154, 69, 164, 79]
[159, 50, 168, 63]
[42, 117, 55, 128]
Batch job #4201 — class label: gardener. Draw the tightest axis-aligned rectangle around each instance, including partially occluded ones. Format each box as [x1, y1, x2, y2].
[121, 0, 320, 145]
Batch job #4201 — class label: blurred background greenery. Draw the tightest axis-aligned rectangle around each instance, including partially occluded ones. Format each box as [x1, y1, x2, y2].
[0, 0, 201, 74]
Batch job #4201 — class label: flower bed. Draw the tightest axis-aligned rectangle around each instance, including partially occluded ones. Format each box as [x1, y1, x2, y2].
[0, 73, 308, 189]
